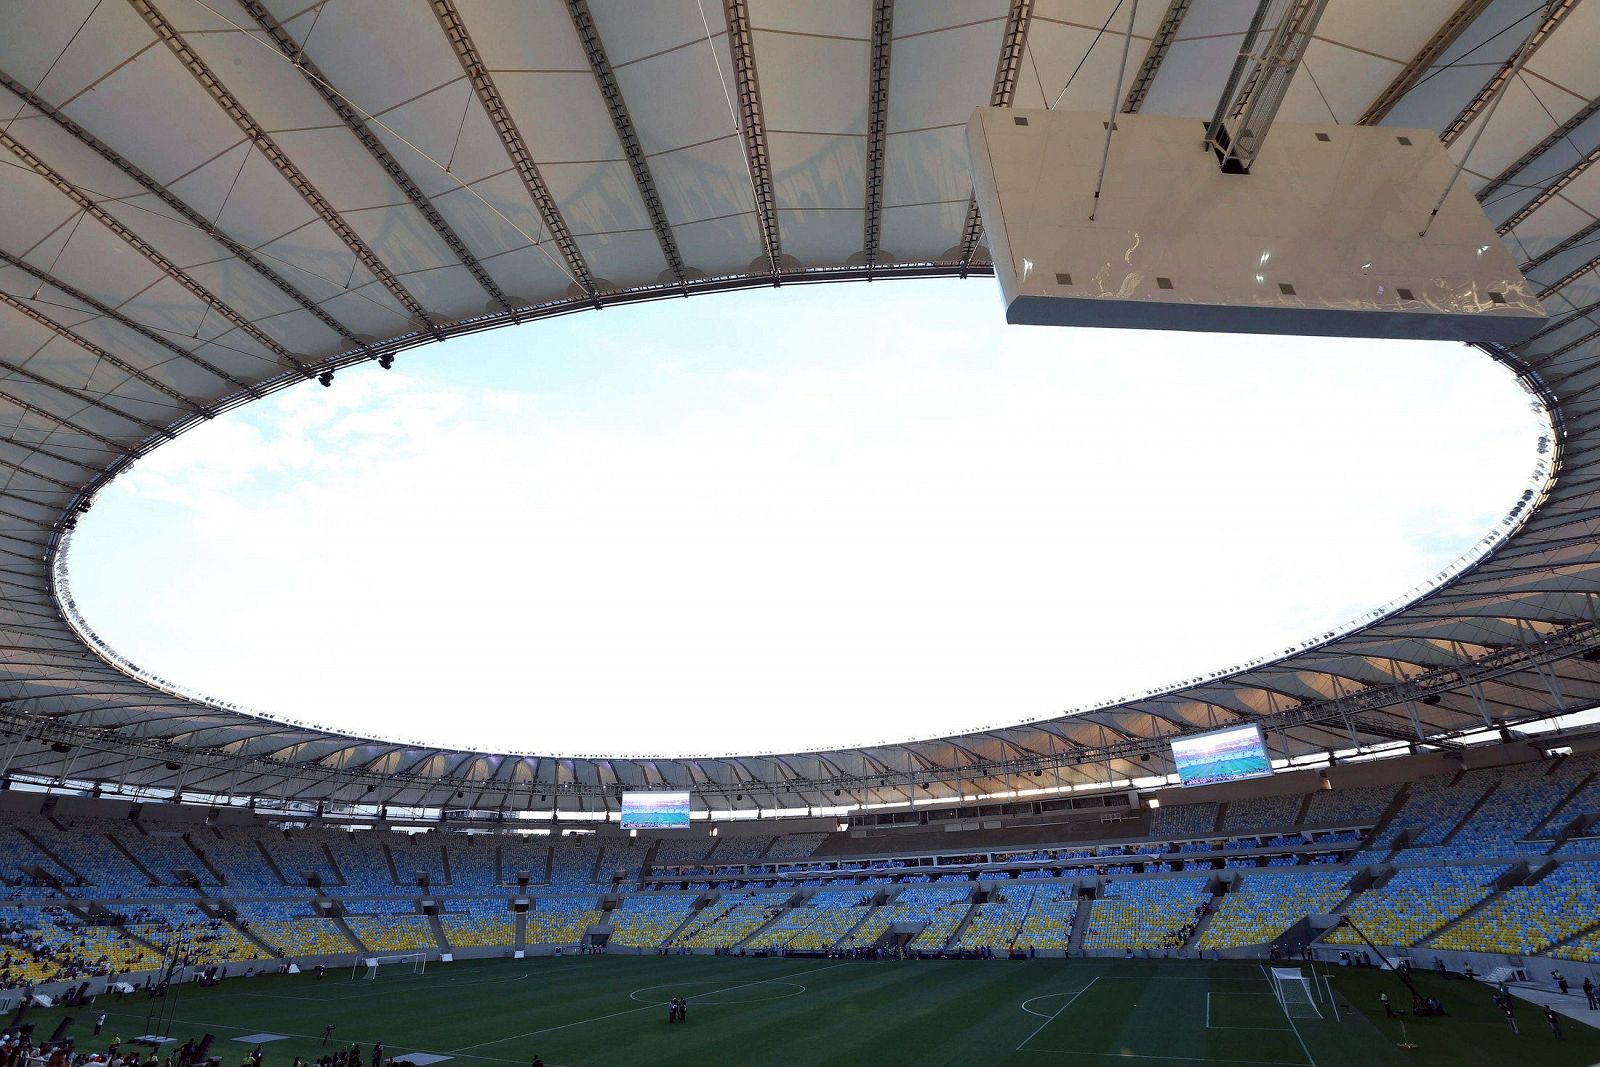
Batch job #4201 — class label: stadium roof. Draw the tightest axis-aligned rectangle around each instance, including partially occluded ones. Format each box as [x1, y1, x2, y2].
[2, 0, 1600, 815]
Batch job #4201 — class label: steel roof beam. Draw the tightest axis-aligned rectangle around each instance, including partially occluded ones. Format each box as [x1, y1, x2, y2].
[1124, 0, 1194, 114]
[240, 1, 513, 313]
[0, 130, 276, 387]
[129, 0, 440, 339]
[959, 0, 1034, 270]
[0, 69, 356, 362]
[723, 0, 782, 275]
[565, 0, 688, 285]
[0, 389, 136, 457]
[1480, 94, 1600, 204]
[0, 290, 212, 419]
[0, 354, 172, 441]
[428, 0, 596, 301]
[862, 0, 893, 270]
[1522, 217, 1600, 274]
[1497, 140, 1600, 238]
[1440, 0, 1579, 147]
[1358, 0, 1494, 125]
[0, 250, 256, 399]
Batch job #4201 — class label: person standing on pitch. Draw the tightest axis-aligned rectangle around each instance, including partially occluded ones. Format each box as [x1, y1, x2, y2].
[1501, 1000, 1518, 1035]
[321, 1027, 335, 1048]
[1545, 1004, 1563, 1039]
[1380, 992, 1394, 1018]
[94, 1015, 105, 1037]
[1584, 976, 1597, 1011]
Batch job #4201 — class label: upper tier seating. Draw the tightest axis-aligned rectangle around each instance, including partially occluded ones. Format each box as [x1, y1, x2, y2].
[706, 836, 774, 863]
[1375, 775, 1492, 848]
[765, 834, 828, 860]
[270, 831, 343, 887]
[547, 836, 606, 890]
[1302, 783, 1394, 827]
[1220, 795, 1303, 834]
[388, 835, 448, 887]
[442, 838, 498, 890]
[1151, 804, 1218, 839]
[200, 832, 288, 895]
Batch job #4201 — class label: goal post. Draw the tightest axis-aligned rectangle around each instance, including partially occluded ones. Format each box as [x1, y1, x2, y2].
[1268, 966, 1322, 1019]
[350, 952, 428, 979]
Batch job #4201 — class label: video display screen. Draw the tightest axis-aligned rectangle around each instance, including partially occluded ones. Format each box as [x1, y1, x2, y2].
[1171, 725, 1273, 787]
[621, 791, 692, 829]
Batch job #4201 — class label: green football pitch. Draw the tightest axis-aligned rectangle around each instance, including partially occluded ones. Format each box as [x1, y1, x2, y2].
[20, 956, 1600, 1066]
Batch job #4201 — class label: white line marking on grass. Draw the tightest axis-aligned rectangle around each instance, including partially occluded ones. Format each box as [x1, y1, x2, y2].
[1016, 977, 1099, 1051]
[1260, 964, 1318, 1067]
[1205, 990, 1291, 1032]
[447, 960, 854, 1052]
[1018, 1050, 1312, 1064]
[1021, 993, 1076, 1018]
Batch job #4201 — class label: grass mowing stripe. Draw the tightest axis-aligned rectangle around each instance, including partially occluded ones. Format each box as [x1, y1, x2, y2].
[448, 959, 855, 1051]
[1016, 976, 1099, 1051]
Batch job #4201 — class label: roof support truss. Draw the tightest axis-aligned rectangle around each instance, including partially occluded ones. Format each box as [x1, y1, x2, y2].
[128, 0, 439, 337]
[1123, 0, 1193, 113]
[565, 0, 688, 284]
[428, 0, 596, 300]
[959, 0, 1034, 269]
[1440, 0, 1578, 146]
[722, 0, 782, 275]
[1358, 0, 1494, 125]
[862, 0, 893, 269]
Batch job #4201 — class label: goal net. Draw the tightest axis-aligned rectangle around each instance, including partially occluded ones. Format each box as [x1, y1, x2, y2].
[352, 953, 428, 980]
[1268, 966, 1321, 1019]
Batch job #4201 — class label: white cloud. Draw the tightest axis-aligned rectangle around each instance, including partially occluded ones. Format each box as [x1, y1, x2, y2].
[65, 282, 1548, 756]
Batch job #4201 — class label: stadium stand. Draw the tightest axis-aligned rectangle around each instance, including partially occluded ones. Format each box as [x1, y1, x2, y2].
[650, 838, 714, 867]
[0, 905, 161, 985]
[1301, 784, 1394, 827]
[953, 887, 1034, 952]
[499, 837, 553, 887]
[235, 902, 353, 958]
[776, 891, 876, 950]
[343, 899, 437, 954]
[765, 834, 828, 860]
[1220, 795, 1303, 834]
[1375, 774, 1492, 849]
[706, 836, 773, 864]
[1429, 861, 1600, 955]
[1151, 804, 1218, 839]
[1324, 866, 1504, 947]
[118, 904, 263, 965]
[201, 832, 289, 895]
[388, 834, 448, 887]
[525, 897, 603, 946]
[31, 822, 183, 898]
[1017, 887, 1077, 950]
[270, 831, 344, 888]
[1082, 878, 1209, 950]
[547, 836, 606, 890]
[104, 826, 217, 889]
[438, 899, 515, 949]
[442, 837, 498, 890]
[1199, 871, 1349, 949]
[607, 895, 696, 948]
[322, 833, 398, 893]
[673, 891, 788, 949]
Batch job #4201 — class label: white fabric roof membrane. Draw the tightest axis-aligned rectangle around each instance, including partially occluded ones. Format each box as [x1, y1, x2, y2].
[2, 0, 1600, 814]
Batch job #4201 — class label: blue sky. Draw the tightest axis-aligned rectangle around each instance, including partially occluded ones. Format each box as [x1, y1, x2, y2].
[63, 279, 1549, 757]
